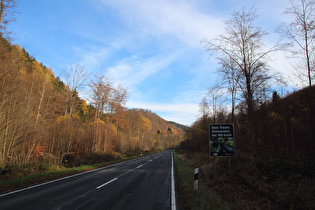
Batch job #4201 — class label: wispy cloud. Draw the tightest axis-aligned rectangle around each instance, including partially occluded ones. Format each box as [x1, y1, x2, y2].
[107, 51, 180, 88]
[100, 0, 224, 47]
[72, 46, 110, 72]
[127, 100, 199, 126]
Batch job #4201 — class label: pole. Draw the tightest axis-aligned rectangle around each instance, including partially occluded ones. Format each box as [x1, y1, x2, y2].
[214, 156, 217, 176]
[194, 168, 199, 191]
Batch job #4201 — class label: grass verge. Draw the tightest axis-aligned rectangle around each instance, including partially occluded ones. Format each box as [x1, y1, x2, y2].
[174, 151, 315, 209]
[174, 153, 228, 210]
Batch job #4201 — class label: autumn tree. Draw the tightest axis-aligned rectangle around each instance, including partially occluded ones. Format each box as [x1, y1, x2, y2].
[0, 44, 27, 163]
[203, 8, 284, 151]
[89, 74, 115, 152]
[279, 0, 315, 87]
[0, 44, 60, 163]
[110, 84, 128, 132]
[89, 74, 112, 120]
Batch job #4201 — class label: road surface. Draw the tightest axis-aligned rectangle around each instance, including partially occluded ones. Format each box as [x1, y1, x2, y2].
[0, 150, 176, 210]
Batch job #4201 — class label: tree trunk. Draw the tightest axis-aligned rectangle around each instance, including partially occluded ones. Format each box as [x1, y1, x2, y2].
[305, 34, 312, 87]
[245, 70, 255, 153]
[0, 0, 4, 24]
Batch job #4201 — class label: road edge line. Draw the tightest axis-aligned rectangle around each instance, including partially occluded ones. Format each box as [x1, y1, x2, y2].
[171, 151, 176, 210]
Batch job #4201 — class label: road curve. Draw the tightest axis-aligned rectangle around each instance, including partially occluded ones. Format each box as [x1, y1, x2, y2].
[0, 150, 175, 210]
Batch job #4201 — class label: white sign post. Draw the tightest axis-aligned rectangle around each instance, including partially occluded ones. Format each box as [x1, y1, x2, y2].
[194, 168, 198, 191]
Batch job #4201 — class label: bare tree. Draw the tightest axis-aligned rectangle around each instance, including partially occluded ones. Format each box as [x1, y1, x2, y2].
[279, 0, 315, 87]
[0, 0, 17, 37]
[206, 85, 225, 124]
[199, 97, 210, 118]
[217, 58, 240, 123]
[62, 63, 87, 117]
[203, 8, 284, 151]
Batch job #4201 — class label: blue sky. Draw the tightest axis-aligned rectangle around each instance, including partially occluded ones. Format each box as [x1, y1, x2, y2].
[9, 0, 295, 125]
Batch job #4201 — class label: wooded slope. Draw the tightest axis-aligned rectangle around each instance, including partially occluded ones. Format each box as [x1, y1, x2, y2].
[0, 36, 184, 165]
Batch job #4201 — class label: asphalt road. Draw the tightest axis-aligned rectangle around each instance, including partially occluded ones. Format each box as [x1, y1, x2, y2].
[0, 150, 176, 210]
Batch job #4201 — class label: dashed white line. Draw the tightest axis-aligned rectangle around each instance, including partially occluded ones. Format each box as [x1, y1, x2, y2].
[136, 164, 143, 169]
[96, 178, 118, 189]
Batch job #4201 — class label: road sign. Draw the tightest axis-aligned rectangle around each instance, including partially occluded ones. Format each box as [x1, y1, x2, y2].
[209, 124, 235, 156]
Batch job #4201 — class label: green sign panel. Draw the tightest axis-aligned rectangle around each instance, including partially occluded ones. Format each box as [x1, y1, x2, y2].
[209, 124, 235, 156]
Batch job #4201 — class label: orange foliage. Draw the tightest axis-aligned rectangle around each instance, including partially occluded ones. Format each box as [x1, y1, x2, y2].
[31, 145, 45, 159]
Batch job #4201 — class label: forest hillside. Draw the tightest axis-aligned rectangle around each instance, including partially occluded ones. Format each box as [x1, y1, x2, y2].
[185, 86, 315, 157]
[0, 36, 184, 166]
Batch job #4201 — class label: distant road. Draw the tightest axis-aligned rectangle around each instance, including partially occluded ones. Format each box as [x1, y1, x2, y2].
[0, 150, 176, 210]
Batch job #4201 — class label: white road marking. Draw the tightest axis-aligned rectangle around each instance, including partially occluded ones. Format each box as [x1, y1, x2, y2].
[171, 152, 176, 210]
[96, 178, 118, 189]
[136, 164, 143, 169]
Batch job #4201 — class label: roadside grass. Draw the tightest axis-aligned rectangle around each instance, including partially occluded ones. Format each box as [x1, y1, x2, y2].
[174, 153, 228, 210]
[174, 151, 315, 209]
[0, 156, 138, 194]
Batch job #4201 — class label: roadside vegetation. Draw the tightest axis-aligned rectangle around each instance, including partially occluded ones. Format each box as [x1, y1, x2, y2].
[174, 151, 315, 209]
[174, 153, 227, 210]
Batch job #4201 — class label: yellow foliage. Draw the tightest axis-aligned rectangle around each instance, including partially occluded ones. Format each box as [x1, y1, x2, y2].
[56, 115, 66, 124]
[93, 118, 106, 126]
[110, 123, 116, 132]
[139, 114, 152, 131]
[80, 100, 88, 115]
[132, 136, 139, 142]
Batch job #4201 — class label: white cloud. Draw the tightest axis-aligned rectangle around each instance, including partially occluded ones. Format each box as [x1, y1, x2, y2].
[127, 100, 199, 126]
[107, 51, 180, 88]
[70, 45, 111, 73]
[100, 0, 224, 47]
[90, 0, 301, 125]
